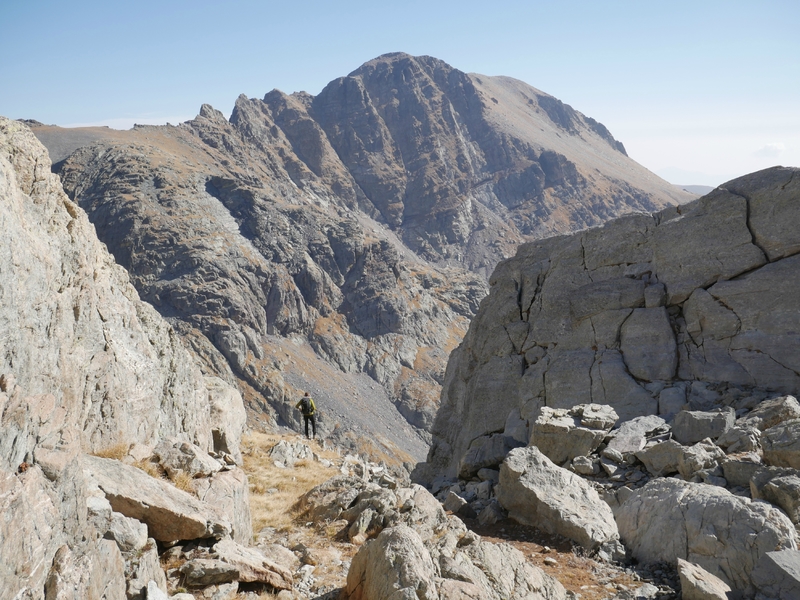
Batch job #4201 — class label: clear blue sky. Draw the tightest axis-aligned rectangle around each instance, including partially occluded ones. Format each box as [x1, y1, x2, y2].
[2, 0, 798, 186]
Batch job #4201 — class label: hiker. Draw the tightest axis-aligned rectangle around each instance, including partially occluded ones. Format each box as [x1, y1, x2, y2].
[295, 391, 317, 439]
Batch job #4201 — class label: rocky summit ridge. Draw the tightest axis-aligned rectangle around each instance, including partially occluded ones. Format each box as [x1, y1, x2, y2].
[30, 53, 690, 456]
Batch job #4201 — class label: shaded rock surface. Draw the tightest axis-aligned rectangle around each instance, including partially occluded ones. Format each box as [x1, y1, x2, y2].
[32, 52, 688, 459]
[424, 166, 800, 480]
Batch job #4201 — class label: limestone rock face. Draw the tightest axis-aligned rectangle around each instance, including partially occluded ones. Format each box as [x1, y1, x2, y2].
[496, 447, 619, 550]
[0, 117, 246, 598]
[0, 117, 217, 463]
[426, 166, 800, 479]
[616, 478, 797, 591]
[34, 52, 689, 458]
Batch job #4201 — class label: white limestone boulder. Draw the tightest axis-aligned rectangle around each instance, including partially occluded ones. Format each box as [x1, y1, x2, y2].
[191, 468, 252, 545]
[616, 478, 797, 591]
[740, 395, 800, 431]
[212, 539, 293, 590]
[672, 408, 735, 445]
[497, 446, 619, 550]
[762, 419, 800, 468]
[153, 437, 223, 479]
[83, 455, 231, 542]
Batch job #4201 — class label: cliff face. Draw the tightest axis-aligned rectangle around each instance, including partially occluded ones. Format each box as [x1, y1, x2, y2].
[34, 53, 690, 455]
[422, 166, 800, 479]
[0, 117, 246, 598]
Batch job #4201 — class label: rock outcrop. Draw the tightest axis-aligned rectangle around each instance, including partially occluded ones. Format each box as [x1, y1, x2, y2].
[32, 52, 690, 457]
[0, 117, 248, 597]
[424, 166, 800, 479]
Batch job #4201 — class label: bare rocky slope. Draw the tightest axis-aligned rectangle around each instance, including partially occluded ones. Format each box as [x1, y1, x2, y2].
[31, 53, 690, 458]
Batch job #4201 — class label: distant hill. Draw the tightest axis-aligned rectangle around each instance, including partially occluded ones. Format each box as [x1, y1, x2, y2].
[679, 184, 715, 195]
[31, 52, 693, 458]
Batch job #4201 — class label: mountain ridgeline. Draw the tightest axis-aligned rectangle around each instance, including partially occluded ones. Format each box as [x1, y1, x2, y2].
[33, 53, 690, 456]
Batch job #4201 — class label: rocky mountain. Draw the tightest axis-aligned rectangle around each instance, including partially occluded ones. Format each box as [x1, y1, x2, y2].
[31, 52, 691, 457]
[420, 165, 800, 478]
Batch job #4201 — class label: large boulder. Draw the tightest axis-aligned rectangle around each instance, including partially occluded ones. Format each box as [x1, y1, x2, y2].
[206, 376, 246, 465]
[497, 446, 618, 550]
[617, 478, 797, 591]
[677, 439, 727, 480]
[343, 525, 438, 600]
[83, 455, 231, 542]
[739, 395, 800, 431]
[191, 468, 252, 545]
[343, 523, 568, 600]
[635, 439, 683, 477]
[212, 539, 293, 590]
[605, 415, 668, 459]
[672, 408, 735, 445]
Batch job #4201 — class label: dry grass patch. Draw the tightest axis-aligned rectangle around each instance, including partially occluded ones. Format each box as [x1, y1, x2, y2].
[241, 432, 340, 535]
[171, 471, 194, 492]
[91, 442, 130, 460]
[133, 458, 166, 480]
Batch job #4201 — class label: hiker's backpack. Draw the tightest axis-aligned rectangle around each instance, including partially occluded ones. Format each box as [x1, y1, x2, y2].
[300, 397, 313, 415]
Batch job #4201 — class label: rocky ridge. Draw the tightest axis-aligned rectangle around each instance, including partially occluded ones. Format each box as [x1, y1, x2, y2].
[31, 52, 691, 455]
